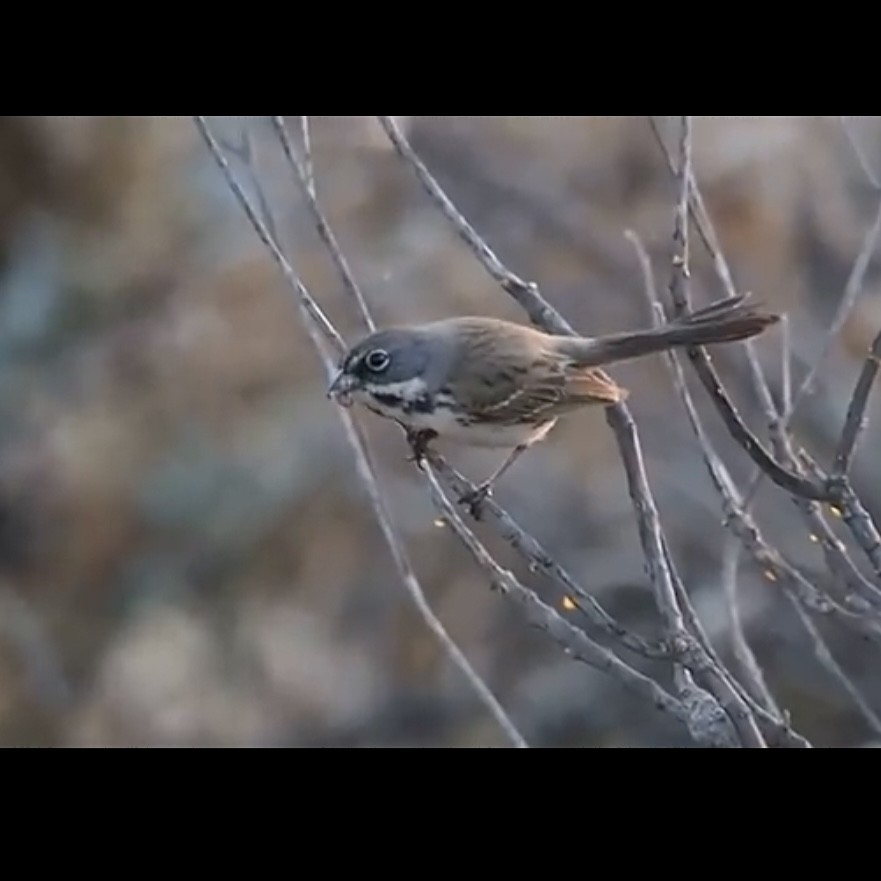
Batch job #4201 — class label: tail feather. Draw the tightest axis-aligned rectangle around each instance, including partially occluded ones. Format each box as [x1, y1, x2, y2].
[562, 296, 780, 368]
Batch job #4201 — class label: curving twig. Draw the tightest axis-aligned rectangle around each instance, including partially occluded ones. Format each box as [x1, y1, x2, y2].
[426, 453, 670, 660]
[270, 116, 377, 334]
[833, 330, 881, 479]
[269, 115, 728, 744]
[377, 114, 767, 747]
[630, 222, 881, 740]
[194, 116, 528, 750]
[419, 464, 690, 727]
[650, 116, 881, 596]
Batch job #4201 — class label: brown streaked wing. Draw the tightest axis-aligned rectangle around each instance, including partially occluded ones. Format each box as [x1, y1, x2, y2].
[453, 361, 623, 426]
[438, 318, 625, 424]
[466, 375, 568, 424]
[435, 320, 556, 424]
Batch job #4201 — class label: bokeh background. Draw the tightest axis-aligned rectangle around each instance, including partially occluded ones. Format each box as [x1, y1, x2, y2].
[0, 116, 879, 748]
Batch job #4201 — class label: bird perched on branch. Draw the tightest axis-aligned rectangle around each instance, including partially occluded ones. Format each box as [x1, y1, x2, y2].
[328, 295, 780, 511]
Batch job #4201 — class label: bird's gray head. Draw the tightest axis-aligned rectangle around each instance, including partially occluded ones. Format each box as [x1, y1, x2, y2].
[327, 327, 448, 411]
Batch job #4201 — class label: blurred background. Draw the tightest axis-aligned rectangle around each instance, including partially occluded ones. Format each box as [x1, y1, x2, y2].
[0, 116, 879, 748]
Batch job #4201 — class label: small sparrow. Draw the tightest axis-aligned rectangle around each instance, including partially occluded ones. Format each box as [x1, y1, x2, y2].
[328, 295, 779, 510]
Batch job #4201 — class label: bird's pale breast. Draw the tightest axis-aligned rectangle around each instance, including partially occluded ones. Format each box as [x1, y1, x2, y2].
[353, 377, 549, 449]
[414, 410, 547, 448]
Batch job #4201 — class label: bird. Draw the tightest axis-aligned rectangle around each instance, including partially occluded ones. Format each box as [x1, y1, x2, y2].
[328, 295, 780, 512]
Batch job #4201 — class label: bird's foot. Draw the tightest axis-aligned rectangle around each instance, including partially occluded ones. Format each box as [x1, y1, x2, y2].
[406, 429, 437, 467]
[459, 483, 493, 521]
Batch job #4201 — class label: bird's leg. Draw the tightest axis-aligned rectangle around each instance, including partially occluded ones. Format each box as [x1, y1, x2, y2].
[459, 422, 555, 519]
[405, 428, 438, 466]
[459, 444, 530, 520]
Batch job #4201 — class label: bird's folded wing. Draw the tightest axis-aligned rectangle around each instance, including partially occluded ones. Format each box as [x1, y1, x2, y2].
[462, 364, 624, 424]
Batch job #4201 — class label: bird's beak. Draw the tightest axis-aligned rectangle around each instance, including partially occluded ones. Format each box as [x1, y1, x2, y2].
[327, 371, 358, 408]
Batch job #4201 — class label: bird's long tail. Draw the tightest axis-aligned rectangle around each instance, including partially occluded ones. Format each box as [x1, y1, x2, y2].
[562, 295, 780, 368]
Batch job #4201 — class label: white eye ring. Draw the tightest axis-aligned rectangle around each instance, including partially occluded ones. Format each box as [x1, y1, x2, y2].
[365, 350, 391, 373]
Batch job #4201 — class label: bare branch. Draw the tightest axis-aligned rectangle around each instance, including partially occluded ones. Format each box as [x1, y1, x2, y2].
[379, 114, 771, 746]
[376, 116, 572, 336]
[419, 464, 691, 729]
[632, 218, 881, 744]
[193, 118, 345, 356]
[791, 198, 881, 414]
[270, 116, 377, 334]
[275, 115, 700, 742]
[664, 542, 791, 743]
[299, 116, 316, 197]
[827, 483, 881, 584]
[650, 116, 881, 596]
[751, 330, 881, 607]
[608, 404, 687, 642]
[608, 404, 765, 747]
[195, 114, 878, 748]
[629, 227, 785, 722]
[194, 116, 528, 749]
[669, 115, 693, 311]
[722, 539, 783, 718]
[274, 114, 737, 746]
[781, 314, 793, 415]
[271, 112, 691, 744]
[647, 117, 829, 503]
[651, 117, 765, 747]
[786, 593, 881, 739]
[833, 329, 881, 478]
[670, 305, 878, 638]
[427, 453, 670, 661]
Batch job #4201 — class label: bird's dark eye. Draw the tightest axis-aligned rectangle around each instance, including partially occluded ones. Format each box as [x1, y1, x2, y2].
[365, 350, 391, 373]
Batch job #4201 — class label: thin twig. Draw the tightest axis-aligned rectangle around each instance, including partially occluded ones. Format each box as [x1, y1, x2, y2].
[756, 334, 881, 608]
[742, 318, 881, 606]
[420, 464, 691, 729]
[608, 404, 765, 747]
[781, 315, 793, 416]
[194, 116, 528, 749]
[666, 301, 879, 638]
[632, 222, 881, 744]
[273, 112, 685, 741]
[669, 116, 693, 312]
[609, 404, 687, 643]
[427, 453, 670, 660]
[658, 119, 765, 747]
[299, 116, 316, 197]
[277, 114, 695, 740]
[379, 114, 767, 747]
[833, 329, 881, 477]
[827, 483, 881, 583]
[195, 119, 345, 356]
[276, 114, 721, 744]
[652, 297, 880, 745]
[722, 539, 783, 717]
[663, 540, 791, 743]
[650, 115, 881, 596]
[786, 593, 881, 739]
[629, 227, 784, 721]
[376, 116, 570, 336]
[638, 229, 881, 633]
[238, 128, 284, 246]
[271, 115, 377, 333]
[647, 117, 829, 503]
[791, 198, 881, 414]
